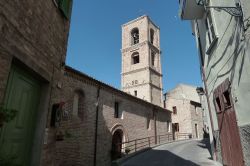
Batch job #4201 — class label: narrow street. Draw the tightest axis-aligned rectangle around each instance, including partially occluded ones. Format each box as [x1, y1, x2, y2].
[121, 139, 222, 166]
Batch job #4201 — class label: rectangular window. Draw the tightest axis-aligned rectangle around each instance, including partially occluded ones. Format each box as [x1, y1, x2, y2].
[173, 123, 179, 132]
[114, 102, 123, 119]
[205, 11, 217, 53]
[132, 55, 140, 64]
[173, 106, 177, 115]
[146, 116, 151, 130]
[195, 106, 198, 115]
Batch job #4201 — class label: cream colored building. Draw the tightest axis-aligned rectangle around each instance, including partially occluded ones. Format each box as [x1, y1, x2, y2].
[164, 84, 204, 139]
[121, 15, 163, 107]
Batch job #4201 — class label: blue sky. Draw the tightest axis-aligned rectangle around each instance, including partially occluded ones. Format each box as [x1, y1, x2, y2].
[66, 0, 202, 92]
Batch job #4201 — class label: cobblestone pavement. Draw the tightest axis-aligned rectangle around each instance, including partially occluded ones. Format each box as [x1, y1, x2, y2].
[121, 139, 222, 166]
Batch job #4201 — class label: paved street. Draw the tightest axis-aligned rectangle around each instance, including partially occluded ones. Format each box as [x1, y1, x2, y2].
[121, 139, 222, 166]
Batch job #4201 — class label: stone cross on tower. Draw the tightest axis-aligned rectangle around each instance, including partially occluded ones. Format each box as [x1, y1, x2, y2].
[121, 15, 163, 107]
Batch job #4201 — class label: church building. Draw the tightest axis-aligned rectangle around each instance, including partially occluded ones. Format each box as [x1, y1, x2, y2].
[0, 1, 171, 165]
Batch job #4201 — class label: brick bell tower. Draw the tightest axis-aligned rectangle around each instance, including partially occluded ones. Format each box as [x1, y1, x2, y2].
[121, 15, 163, 107]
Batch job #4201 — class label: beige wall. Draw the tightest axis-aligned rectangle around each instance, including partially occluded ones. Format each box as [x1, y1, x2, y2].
[165, 84, 204, 139]
[121, 15, 163, 107]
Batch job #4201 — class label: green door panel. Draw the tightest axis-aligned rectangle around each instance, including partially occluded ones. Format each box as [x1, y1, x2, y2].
[0, 65, 41, 166]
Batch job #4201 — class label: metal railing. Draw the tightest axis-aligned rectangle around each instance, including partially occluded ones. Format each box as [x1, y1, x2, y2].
[115, 132, 192, 157]
[175, 132, 192, 140]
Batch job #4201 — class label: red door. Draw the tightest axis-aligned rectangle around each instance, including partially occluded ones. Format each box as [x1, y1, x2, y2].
[214, 78, 244, 166]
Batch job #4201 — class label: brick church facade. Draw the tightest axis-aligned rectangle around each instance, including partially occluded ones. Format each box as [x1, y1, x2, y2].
[0, 1, 171, 166]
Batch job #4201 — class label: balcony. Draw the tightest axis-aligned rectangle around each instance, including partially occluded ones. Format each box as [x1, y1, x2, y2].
[179, 0, 205, 20]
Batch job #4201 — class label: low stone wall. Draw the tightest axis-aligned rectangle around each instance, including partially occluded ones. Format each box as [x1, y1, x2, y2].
[239, 124, 250, 166]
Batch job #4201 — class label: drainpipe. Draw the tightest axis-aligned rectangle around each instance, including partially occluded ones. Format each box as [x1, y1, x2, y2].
[93, 86, 100, 166]
[153, 108, 157, 144]
[201, 67, 216, 159]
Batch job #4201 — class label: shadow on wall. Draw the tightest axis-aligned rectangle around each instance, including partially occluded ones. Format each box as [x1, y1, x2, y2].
[206, 16, 246, 94]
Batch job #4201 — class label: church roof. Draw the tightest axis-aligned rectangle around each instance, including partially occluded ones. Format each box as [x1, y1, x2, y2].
[64, 65, 170, 113]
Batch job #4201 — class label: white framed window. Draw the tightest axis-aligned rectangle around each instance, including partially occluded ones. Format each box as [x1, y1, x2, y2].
[114, 101, 123, 119]
[132, 52, 140, 64]
[205, 11, 218, 54]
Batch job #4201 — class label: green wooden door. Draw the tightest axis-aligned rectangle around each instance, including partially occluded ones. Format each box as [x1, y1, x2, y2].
[0, 65, 41, 166]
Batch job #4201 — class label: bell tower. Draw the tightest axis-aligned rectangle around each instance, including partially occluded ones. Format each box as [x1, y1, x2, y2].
[121, 15, 163, 107]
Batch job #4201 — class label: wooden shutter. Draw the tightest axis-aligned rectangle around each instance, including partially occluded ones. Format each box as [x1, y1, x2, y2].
[213, 78, 244, 166]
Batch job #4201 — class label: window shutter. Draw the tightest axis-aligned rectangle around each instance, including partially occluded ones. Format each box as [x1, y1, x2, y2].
[59, 0, 72, 19]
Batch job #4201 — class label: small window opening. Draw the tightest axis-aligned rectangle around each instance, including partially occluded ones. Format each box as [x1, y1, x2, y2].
[195, 106, 198, 115]
[134, 90, 137, 97]
[205, 11, 216, 45]
[132, 52, 140, 64]
[146, 114, 151, 130]
[131, 28, 139, 45]
[223, 91, 232, 108]
[173, 106, 177, 115]
[150, 29, 154, 44]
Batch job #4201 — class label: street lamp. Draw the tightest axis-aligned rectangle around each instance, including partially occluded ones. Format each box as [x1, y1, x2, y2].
[196, 87, 205, 96]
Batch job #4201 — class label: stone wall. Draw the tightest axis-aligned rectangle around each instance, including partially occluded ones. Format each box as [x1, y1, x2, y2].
[189, 103, 203, 139]
[239, 125, 250, 166]
[43, 66, 171, 166]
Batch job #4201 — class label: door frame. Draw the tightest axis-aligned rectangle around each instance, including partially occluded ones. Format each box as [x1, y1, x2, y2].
[1, 63, 50, 166]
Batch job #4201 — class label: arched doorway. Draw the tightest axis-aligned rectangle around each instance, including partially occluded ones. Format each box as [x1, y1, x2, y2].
[111, 129, 123, 160]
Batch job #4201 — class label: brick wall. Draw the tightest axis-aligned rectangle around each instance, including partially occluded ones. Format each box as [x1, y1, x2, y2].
[0, 1, 71, 165]
[42, 67, 171, 166]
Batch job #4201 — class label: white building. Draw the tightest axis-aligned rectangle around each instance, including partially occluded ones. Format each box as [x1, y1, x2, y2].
[179, 0, 250, 165]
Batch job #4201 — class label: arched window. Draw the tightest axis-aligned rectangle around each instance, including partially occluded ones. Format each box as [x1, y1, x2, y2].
[131, 52, 139, 64]
[72, 90, 84, 120]
[150, 29, 154, 44]
[131, 28, 139, 45]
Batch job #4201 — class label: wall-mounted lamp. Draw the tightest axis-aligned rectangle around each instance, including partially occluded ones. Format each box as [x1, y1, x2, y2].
[196, 0, 243, 17]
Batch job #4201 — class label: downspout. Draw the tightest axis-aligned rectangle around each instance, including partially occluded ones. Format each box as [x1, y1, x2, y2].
[93, 86, 101, 166]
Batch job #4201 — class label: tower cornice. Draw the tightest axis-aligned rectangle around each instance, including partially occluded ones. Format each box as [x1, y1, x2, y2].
[121, 41, 160, 54]
[121, 67, 163, 77]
